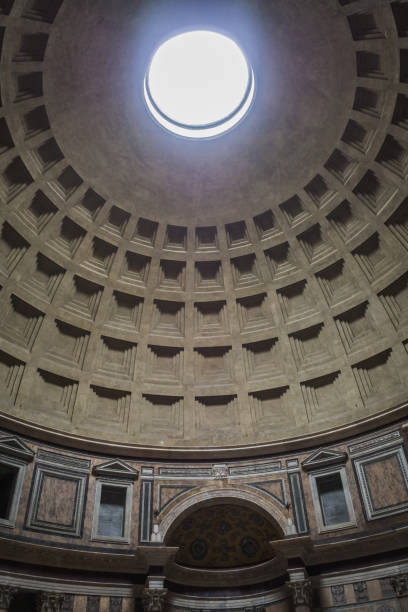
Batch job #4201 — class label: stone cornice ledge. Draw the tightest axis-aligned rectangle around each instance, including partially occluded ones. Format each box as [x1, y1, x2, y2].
[0, 402, 407, 460]
[0, 537, 178, 574]
[165, 556, 287, 588]
[272, 526, 408, 565]
[168, 585, 289, 610]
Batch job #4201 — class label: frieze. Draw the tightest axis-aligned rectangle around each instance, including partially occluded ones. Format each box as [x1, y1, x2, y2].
[158, 467, 212, 478]
[36, 449, 90, 472]
[349, 430, 401, 457]
[229, 461, 282, 476]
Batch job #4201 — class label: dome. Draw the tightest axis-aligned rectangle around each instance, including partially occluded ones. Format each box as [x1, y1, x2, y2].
[0, 0, 407, 456]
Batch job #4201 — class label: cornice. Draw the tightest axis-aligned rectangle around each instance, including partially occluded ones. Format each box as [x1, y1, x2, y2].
[0, 402, 406, 461]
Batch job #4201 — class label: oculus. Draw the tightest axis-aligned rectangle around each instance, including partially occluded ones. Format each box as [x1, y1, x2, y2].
[144, 30, 255, 139]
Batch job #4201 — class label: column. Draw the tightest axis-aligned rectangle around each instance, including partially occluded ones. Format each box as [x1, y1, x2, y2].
[286, 566, 312, 612]
[0, 586, 17, 612]
[391, 573, 408, 612]
[143, 575, 168, 612]
[37, 592, 65, 612]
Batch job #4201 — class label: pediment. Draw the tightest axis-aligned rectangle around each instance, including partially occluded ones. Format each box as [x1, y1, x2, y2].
[301, 448, 347, 471]
[0, 435, 34, 461]
[93, 459, 139, 480]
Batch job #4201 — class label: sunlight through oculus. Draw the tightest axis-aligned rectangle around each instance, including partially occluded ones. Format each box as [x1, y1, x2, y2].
[144, 31, 254, 139]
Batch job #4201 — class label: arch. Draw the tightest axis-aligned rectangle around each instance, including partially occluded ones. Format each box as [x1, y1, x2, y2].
[158, 485, 296, 543]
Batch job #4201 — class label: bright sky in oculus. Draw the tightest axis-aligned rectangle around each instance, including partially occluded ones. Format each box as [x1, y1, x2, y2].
[145, 30, 254, 138]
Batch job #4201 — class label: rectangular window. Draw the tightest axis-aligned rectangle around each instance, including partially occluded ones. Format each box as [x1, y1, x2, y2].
[316, 472, 350, 526]
[309, 466, 356, 533]
[92, 478, 133, 543]
[97, 485, 126, 538]
[0, 456, 26, 528]
[0, 464, 18, 520]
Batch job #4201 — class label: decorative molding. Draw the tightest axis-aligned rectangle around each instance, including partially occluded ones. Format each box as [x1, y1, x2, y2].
[0, 585, 17, 609]
[212, 464, 228, 479]
[25, 465, 88, 537]
[301, 448, 347, 471]
[353, 446, 408, 520]
[36, 449, 90, 472]
[93, 459, 138, 480]
[0, 435, 34, 461]
[143, 588, 167, 612]
[349, 430, 402, 457]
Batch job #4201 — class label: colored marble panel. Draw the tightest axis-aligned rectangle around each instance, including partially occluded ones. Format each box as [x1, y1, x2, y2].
[364, 455, 408, 510]
[36, 475, 77, 525]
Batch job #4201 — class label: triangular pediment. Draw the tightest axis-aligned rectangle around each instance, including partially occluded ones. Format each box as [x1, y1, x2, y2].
[0, 435, 34, 461]
[301, 448, 347, 471]
[93, 459, 139, 480]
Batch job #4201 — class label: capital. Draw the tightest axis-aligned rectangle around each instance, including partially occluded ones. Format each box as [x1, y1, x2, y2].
[0, 585, 18, 609]
[391, 574, 408, 598]
[143, 588, 168, 612]
[287, 579, 313, 607]
[37, 592, 65, 612]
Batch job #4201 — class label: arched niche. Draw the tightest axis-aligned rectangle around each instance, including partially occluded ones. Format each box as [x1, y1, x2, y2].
[158, 485, 295, 570]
